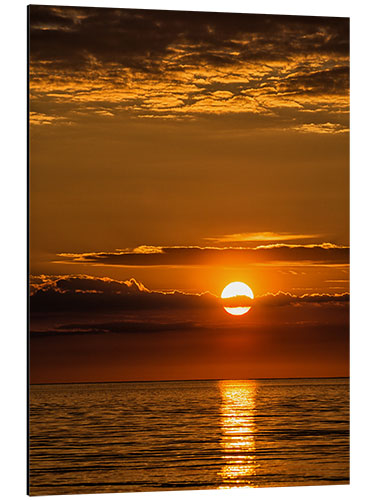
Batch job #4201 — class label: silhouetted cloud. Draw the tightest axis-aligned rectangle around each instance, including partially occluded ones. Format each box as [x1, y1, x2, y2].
[30, 275, 217, 314]
[256, 290, 349, 307]
[57, 243, 349, 268]
[31, 319, 199, 337]
[30, 274, 349, 319]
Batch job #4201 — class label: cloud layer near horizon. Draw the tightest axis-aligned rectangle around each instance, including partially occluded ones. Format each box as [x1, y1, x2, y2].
[29, 274, 349, 382]
[30, 274, 349, 317]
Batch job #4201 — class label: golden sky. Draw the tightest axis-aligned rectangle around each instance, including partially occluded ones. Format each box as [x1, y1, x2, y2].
[29, 6, 349, 383]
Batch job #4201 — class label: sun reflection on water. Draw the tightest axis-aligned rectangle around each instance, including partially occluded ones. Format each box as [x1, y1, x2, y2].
[219, 380, 259, 488]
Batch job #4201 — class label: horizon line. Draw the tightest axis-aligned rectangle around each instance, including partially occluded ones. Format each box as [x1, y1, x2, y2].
[30, 375, 350, 386]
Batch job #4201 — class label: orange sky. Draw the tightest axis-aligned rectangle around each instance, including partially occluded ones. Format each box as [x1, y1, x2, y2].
[29, 6, 349, 383]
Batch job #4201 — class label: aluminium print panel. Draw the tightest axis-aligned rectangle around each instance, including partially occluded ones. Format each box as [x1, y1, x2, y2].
[28, 5, 349, 496]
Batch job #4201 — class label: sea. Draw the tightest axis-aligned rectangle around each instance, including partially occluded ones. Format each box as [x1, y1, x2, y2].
[29, 378, 349, 495]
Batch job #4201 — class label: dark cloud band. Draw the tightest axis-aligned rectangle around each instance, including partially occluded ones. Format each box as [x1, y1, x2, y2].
[57, 244, 349, 268]
[30, 274, 349, 317]
[29, 7, 349, 70]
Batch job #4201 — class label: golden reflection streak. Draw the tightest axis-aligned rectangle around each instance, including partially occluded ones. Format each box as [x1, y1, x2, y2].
[219, 380, 259, 488]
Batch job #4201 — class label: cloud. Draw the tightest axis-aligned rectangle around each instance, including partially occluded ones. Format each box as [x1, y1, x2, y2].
[31, 275, 149, 294]
[56, 243, 349, 268]
[30, 274, 349, 319]
[29, 111, 70, 126]
[29, 6, 349, 129]
[205, 231, 324, 243]
[276, 66, 349, 96]
[29, 8, 349, 70]
[256, 290, 349, 307]
[291, 122, 349, 134]
[30, 274, 217, 314]
[31, 319, 199, 336]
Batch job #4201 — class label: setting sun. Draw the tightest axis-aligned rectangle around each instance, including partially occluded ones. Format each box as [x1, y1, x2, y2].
[221, 281, 254, 316]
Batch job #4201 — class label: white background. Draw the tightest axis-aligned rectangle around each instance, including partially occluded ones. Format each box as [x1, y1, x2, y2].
[1, 0, 374, 499]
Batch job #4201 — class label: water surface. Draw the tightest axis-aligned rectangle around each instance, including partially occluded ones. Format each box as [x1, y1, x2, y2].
[29, 378, 349, 495]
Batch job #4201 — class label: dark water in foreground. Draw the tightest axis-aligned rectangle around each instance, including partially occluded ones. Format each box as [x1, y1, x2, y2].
[29, 378, 349, 495]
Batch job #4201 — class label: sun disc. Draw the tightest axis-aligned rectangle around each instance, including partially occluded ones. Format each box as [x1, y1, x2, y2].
[221, 281, 254, 316]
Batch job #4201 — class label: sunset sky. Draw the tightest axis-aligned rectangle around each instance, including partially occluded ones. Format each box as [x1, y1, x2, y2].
[29, 6, 349, 383]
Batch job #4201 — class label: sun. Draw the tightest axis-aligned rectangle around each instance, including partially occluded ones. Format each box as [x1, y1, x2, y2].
[221, 281, 254, 316]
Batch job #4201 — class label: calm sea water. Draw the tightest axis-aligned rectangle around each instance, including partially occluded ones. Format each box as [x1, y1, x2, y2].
[29, 378, 349, 495]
